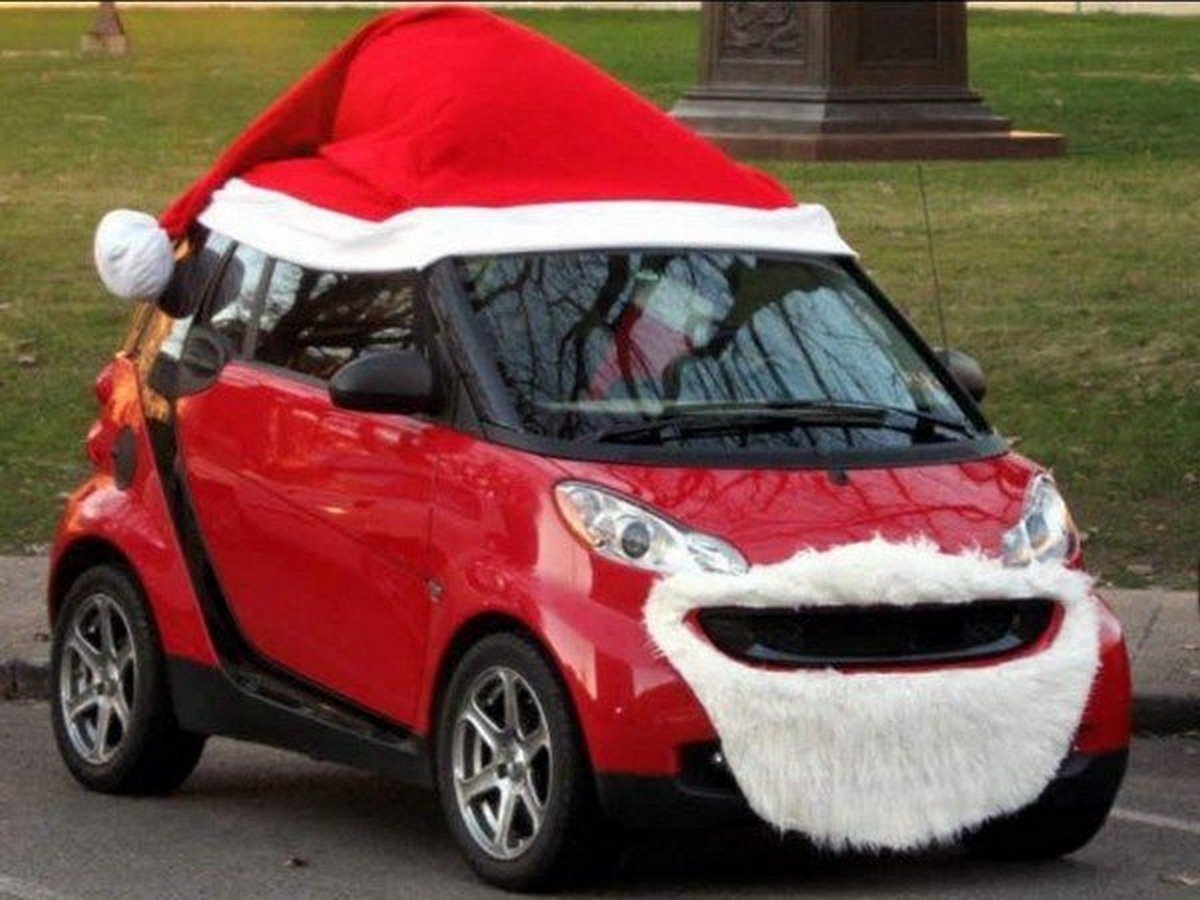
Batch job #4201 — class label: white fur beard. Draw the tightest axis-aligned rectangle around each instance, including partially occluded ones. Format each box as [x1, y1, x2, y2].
[644, 537, 1100, 852]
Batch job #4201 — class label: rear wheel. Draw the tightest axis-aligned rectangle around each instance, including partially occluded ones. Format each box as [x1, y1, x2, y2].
[51, 564, 206, 795]
[435, 633, 618, 891]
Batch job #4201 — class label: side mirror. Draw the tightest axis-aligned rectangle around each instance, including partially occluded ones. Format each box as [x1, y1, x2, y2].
[329, 349, 437, 415]
[150, 324, 232, 399]
[936, 347, 987, 403]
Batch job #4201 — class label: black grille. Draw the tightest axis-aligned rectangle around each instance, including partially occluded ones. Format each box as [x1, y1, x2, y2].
[696, 599, 1056, 669]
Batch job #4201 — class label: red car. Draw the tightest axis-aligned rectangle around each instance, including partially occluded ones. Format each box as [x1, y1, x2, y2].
[51, 7, 1129, 892]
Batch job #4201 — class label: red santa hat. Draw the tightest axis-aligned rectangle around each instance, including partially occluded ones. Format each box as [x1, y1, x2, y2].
[95, 5, 852, 297]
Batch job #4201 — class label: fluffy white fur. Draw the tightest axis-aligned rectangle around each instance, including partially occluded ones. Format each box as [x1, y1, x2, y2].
[198, 178, 855, 273]
[644, 537, 1099, 851]
[93, 209, 175, 301]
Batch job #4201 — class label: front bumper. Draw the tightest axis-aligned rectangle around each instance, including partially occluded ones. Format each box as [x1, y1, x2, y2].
[596, 747, 1128, 832]
[566, 588, 1129, 779]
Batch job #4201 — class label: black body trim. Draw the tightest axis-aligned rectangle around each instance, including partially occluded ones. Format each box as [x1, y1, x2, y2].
[111, 426, 137, 490]
[168, 658, 431, 786]
[480, 424, 1008, 471]
[595, 748, 1129, 831]
[597, 773, 757, 830]
[1035, 747, 1128, 811]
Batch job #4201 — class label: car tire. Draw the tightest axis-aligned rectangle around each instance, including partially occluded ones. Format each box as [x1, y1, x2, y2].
[435, 632, 619, 891]
[51, 563, 206, 795]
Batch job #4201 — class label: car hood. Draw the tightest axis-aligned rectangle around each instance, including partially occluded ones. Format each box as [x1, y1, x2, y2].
[549, 451, 1039, 566]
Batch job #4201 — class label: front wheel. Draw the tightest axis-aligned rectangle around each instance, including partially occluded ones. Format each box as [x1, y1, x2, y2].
[435, 633, 618, 891]
[50, 564, 206, 795]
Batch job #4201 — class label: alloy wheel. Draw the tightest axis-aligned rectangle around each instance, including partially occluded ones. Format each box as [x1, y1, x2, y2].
[452, 665, 553, 860]
[59, 593, 138, 765]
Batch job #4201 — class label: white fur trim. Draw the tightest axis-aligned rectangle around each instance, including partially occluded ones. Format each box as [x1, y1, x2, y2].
[93, 209, 175, 301]
[196, 178, 856, 272]
[644, 538, 1099, 851]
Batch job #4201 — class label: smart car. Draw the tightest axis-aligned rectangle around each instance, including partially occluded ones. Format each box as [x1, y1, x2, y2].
[51, 7, 1130, 891]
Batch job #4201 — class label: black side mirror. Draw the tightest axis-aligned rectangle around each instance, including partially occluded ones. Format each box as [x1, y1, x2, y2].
[936, 347, 987, 403]
[329, 349, 437, 415]
[150, 324, 233, 399]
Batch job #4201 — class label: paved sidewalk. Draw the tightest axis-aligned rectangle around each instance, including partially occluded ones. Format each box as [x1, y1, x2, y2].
[2, 556, 1196, 731]
[1102, 585, 1200, 734]
[0, 557, 50, 699]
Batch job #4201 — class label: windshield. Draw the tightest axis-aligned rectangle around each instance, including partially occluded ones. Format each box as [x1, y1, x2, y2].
[457, 251, 981, 452]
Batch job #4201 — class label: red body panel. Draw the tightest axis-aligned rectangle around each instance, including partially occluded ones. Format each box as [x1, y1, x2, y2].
[550, 454, 1038, 566]
[416, 432, 1130, 773]
[51, 356, 217, 666]
[175, 362, 433, 723]
[1075, 598, 1133, 755]
[53, 353, 1132, 781]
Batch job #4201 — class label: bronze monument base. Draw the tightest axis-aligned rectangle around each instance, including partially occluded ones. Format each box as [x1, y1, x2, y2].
[694, 129, 1065, 162]
[672, 2, 1064, 163]
[81, 1, 129, 55]
[80, 34, 129, 54]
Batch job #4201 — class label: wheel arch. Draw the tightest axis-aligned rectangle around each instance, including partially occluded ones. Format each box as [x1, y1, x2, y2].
[49, 536, 142, 626]
[427, 612, 593, 766]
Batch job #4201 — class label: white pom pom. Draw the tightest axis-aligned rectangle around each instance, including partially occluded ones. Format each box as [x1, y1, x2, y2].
[93, 209, 175, 301]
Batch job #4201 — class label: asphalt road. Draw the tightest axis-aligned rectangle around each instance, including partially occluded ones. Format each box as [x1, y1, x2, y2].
[0, 702, 1197, 900]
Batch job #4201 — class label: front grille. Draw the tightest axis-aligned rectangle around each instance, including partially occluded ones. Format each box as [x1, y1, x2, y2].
[696, 599, 1056, 669]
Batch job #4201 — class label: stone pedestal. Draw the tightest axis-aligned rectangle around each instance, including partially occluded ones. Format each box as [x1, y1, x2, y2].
[81, 2, 129, 55]
[671, 1, 1063, 160]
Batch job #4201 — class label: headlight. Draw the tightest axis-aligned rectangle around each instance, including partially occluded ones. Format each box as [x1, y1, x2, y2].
[1002, 473, 1079, 566]
[554, 481, 748, 576]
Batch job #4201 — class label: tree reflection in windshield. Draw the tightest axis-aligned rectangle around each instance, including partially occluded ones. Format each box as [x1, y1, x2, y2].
[459, 251, 965, 450]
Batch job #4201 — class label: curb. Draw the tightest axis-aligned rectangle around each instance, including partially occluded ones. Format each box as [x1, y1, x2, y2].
[1, 657, 1196, 737]
[0, 658, 50, 702]
[1134, 695, 1200, 738]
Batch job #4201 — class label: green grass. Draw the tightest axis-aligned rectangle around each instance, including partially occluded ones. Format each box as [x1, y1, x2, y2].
[0, 8, 1195, 586]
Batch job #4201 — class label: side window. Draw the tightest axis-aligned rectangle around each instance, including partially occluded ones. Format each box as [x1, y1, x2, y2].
[252, 260, 418, 381]
[205, 241, 271, 355]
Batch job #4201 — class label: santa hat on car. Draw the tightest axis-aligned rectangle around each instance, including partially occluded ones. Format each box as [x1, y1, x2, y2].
[94, 5, 852, 300]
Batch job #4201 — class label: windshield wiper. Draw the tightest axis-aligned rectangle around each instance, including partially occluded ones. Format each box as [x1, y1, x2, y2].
[735, 399, 979, 438]
[587, 400, 977, 444]
[588, 404, 882, 444]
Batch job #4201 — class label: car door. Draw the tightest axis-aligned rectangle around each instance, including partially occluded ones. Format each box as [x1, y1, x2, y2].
[174, 241, 435, 724]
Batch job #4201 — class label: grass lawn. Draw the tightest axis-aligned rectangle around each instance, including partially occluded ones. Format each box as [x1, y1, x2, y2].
[0, 8, 1195, 586]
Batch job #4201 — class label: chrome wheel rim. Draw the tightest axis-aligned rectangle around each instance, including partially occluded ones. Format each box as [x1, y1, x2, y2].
[59, 593, 137, 765]
[452, 666, 552, 861]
